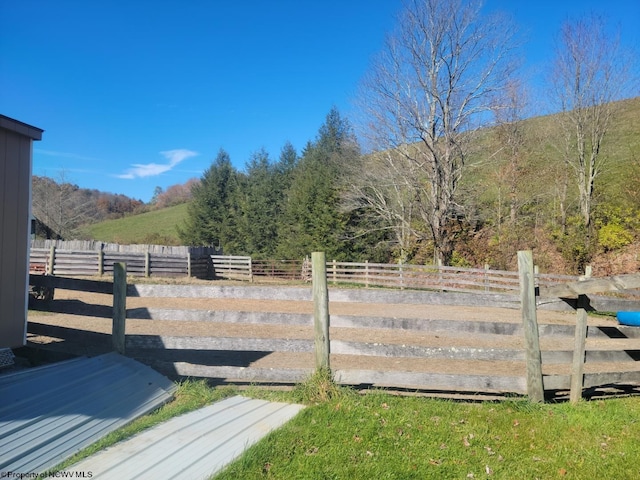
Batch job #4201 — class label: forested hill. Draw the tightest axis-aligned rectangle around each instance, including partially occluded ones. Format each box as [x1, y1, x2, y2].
[70, 97, 640, 275]
[31, 176, 144, 240]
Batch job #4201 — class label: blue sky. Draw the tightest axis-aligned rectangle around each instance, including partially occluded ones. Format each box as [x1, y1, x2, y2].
[1, 0, 638, 203]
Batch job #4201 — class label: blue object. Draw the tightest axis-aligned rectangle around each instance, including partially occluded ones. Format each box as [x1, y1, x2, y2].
[616, 311, 640, 326]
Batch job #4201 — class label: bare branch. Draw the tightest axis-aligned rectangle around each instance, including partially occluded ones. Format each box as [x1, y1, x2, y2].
[354, 0, 518, 264]
[549, 14, 633, 229]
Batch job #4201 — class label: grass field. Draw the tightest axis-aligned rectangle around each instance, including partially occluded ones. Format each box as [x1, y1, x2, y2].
[79, 203, 188, 244]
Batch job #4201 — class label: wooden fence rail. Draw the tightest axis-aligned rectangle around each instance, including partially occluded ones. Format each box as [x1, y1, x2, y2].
[211, 255, 252, 281]
[27, 258, 640, 401]
[251, 259, 311, 281]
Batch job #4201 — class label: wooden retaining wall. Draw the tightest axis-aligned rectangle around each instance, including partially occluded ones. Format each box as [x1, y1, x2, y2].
[123, 284, 640, 397]
[28, 274, 640, 401]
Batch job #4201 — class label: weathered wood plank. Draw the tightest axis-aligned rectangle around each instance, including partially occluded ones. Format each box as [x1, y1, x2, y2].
[333, 315, 525, 335]
[570, 294, 589, 403]
[313, 252, 330, 370]
[124, 307, 524, 334]
[127, 284, 312, 300]
[126, 335, 314, 352]
[539, 273, 640, 298]
[127, 308, 313, 325]
[334, 369, 528, 394]
[545, 371, 640, 390]
[588, 325, 640, 339]
[331, 341, 525, 361]
[582, 370, 640, 388]
[143, 361, 313, 383]
[518, 250, 544, 402]
[543, 375, 570, 390]
[112, 263, 127, 354]
[136, 360, 528, 394]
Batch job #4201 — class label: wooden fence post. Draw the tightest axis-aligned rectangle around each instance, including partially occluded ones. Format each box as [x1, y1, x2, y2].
[332, 259, 337, 285]
[144, 251, 151, 277]
[47, 245, 55, 275]
[312, 252, 330, 370]
[570, 294, 589, 403]
[112, 262, 127, 355]
[98, 250, 104, 276]
[570, 267, 591, 403]
[187, 252, 192, 278]
[484, 263, 490, 291]
[365, 260, 370, 288]
[517, 250, 544, 403]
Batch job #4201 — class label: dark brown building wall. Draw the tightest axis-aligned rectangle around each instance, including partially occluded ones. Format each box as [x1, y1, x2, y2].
[0, 115, 42, 348]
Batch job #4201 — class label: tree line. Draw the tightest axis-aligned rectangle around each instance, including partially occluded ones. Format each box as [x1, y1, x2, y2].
[178, 108, 390, 262]
[178, 0, 638, 273]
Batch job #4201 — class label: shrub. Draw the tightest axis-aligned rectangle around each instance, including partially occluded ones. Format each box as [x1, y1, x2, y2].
[597, 223, 634, 251]
[593, 204, 639, 252]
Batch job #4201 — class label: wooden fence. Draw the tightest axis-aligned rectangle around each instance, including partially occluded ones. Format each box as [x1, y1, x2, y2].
[28, 242, 580, 293]
[30, 239, 221, 256]
[324, 260, 578, 293]
[211, 255, 253, 281]
[30, 247, 211, 278]
[30, 240, 221, 278]
[251, 259, 312, 281]
[27, 253, 640, 402]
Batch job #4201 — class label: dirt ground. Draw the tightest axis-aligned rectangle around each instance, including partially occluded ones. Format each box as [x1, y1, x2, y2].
[26, 285, 640, 385]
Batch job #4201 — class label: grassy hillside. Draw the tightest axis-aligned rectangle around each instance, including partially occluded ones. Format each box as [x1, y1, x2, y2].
[78, 97, 640, 272]
[79, 203, 188, 245]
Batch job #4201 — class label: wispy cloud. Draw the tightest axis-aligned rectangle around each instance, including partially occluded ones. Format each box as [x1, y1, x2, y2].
[35, 149, 102, 162]
[116, 149, 198, 179]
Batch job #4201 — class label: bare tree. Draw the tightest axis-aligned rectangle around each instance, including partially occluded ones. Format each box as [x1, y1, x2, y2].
[491, 79, 530, 227]
[355, 0, 517, 265]
[550, 14, 633, 230]
[31, 172, 94, 238]
[342, 149, 420, 262]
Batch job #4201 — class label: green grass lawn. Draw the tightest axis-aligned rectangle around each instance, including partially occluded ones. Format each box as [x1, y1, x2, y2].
[51, 374, 640, 479]
[213, 373, 640, 480]
[79, 203, 188, 245]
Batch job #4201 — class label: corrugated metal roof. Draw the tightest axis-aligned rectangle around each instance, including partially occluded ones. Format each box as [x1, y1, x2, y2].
[67, 395, 305, 479]
[0, 352, 176, 474]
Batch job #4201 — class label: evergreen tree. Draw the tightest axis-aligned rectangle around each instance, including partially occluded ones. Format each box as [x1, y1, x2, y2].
[239, 148, 281, 257]
[275, 141, 298, 188]
[177, 149, 241, 250]
[276, 108, 359, 259]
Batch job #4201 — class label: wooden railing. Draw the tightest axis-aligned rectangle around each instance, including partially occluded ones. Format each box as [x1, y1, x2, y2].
[324, 260, 579, 294]
[251, 259, 311, 281]
[27, 254, 640, 402]
[211, 255, 252, 281]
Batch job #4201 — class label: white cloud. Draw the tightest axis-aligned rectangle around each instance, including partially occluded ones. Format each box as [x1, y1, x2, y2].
[116, 149, 198, 179]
